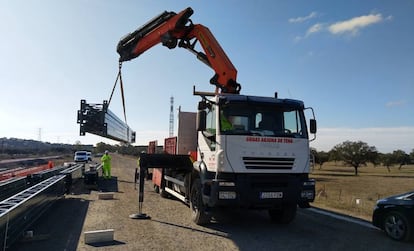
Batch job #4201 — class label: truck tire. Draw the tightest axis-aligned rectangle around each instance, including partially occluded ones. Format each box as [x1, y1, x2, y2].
[190, 178, 210, 225]
[159, 186, 169, 198]
[268, 204, 297, 224]
[153, 184, 160, 193]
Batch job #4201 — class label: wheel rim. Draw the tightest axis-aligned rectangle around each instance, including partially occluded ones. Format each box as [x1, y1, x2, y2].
[384, 214, 406, 240]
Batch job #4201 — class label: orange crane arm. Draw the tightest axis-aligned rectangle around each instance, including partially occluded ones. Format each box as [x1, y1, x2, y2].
[116, 7, 241, 94]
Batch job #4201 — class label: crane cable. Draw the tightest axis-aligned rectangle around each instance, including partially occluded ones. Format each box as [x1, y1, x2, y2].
[108, 62, 128, 124]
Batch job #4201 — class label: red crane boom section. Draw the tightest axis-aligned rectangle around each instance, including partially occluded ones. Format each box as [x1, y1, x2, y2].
[116, 7, 241, 94]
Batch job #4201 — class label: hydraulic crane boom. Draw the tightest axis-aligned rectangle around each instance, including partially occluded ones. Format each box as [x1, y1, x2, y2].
[116, 7, 241, 94]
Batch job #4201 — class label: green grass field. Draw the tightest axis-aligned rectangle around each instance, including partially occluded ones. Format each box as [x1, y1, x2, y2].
[310, 162, 414, 221]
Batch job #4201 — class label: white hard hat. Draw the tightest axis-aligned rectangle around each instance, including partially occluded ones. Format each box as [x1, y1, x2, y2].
[105, 150, 109, 154]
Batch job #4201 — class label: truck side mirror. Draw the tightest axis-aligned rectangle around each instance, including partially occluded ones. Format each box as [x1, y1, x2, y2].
[197, 110, 206, 131]
[310, 119, 317, 134]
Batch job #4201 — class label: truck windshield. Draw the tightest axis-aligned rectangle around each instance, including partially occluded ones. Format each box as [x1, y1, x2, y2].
[220, 103, 308, 138]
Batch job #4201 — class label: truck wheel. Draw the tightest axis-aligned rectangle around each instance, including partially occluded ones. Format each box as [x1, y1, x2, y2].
[269, 204, 297, 224]
[190, 179, 210, 225]
[153, 184, 160, 193]
[159, 186, 169, 198]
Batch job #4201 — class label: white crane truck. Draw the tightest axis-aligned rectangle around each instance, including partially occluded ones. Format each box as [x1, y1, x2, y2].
[117, 7, 317, 225]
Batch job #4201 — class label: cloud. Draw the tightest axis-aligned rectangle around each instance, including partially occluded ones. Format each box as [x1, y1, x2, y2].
[306, 23, 324, 36]
[328, 13, 383, 35]
[294, 36, 303, 43]
[293, 12, 390, 42]
[289, 12, 318, 23]
[294, 23, 324, 42]
[386, 100, 406, 107]
[310, 127, 414, 153]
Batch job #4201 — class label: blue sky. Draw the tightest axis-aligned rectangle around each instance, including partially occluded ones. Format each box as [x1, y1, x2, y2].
[1, 1, 413, 153]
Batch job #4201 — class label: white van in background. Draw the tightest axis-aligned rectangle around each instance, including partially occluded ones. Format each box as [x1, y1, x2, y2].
[74, 151, 89, 162]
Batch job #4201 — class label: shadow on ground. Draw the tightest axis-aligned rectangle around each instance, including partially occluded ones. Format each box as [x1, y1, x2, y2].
[87, 240, 126, 247]
[98, 176, 119, 192]
[12, 197, 90, 251]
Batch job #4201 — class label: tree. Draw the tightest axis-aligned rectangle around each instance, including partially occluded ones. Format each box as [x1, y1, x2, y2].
[332, 141, 378, 176]
[392, 150, 410, 170]
[96, 142, 108, 153]
[95, 142, 116, 153]
[367, 148, 380, 167]
[118, 144, 140, 156]
[380, 150, 410, 172]
[328, 148, 341, 165]
[410, 149, 414, 164]
[311, 148, 329, 170]
[74, 140, 83, 151]
[381, 153, 396, 172]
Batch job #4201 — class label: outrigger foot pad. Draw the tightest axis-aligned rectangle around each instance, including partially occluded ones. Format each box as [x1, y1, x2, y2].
[129, 213, 151, 220]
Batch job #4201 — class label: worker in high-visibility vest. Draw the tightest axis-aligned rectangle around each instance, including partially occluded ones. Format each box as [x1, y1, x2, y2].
[220, 111, 234, 131]
[101, 150, 112, 179]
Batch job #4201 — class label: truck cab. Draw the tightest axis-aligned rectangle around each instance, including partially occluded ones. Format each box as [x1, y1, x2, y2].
[193, 93, 316, 223]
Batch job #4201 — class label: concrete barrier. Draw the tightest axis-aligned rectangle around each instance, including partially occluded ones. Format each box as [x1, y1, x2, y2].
[98, 192, 114, 200]
[84, 229, 114, 244]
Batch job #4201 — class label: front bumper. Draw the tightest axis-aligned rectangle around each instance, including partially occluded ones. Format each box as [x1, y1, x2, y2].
[202, 173, 315, 209]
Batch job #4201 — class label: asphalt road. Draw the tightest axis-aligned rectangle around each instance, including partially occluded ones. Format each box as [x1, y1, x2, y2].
[204, 207, 414, 251]
[11, 198, 413, 251]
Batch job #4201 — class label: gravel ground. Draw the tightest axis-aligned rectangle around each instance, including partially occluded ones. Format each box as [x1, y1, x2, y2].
[75, 155, 238, 250]
[73, 154, 238, 251]
[11, 153, 237, 251]
[11, 153, 414, 251]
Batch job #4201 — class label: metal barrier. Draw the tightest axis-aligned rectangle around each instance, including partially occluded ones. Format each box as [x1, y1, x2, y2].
[26, 166, 66, 185]
[0, 178, 27, 202]
[0, 175, 66, 250]
[0, 165, 76, 203]
[60, 164, 83, 193]
[77, 99, 135, 143]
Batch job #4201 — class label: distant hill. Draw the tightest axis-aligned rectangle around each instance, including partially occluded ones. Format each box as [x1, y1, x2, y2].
[0, 137, 158, 160]
[0, 137, 90, 158]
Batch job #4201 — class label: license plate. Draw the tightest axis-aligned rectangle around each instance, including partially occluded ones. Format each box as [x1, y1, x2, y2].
[260, 191, 283, 199]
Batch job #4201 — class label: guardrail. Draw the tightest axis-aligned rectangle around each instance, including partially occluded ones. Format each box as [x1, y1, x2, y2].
[0, 178, 27, 202]
[26, 166, 66, 185]
[0, 175, 66, 250]
[0, 163, 95, 250]
[0, 164, 85, 204]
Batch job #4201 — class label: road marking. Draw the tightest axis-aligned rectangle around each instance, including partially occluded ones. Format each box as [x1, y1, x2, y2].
[308, 207, 377, 229]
